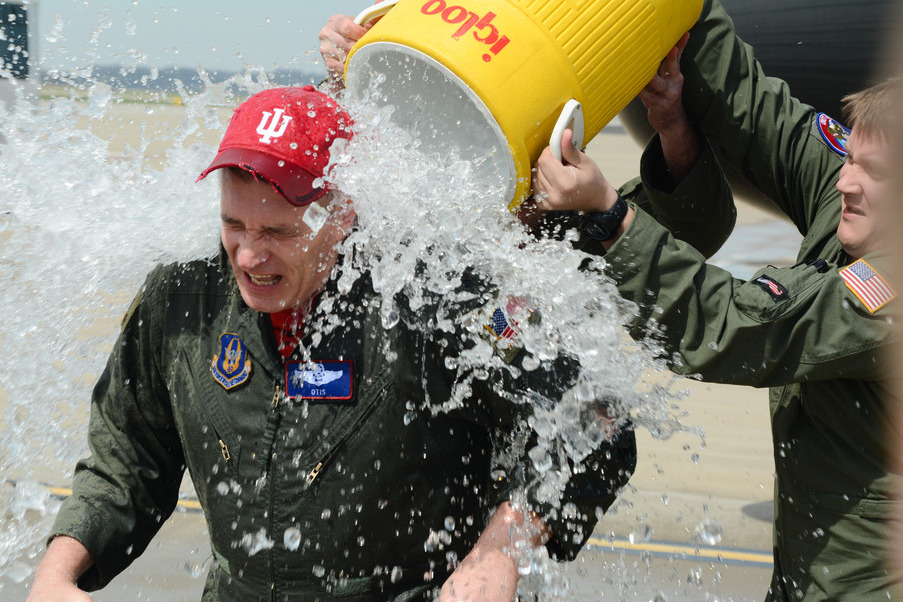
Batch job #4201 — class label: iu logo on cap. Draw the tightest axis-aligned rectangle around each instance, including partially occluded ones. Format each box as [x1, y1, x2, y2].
[257, 108, 292, 144]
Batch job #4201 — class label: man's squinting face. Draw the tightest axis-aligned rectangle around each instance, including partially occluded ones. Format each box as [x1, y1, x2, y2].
[220, 171, 351, 314]
[836, 125, 895, 260]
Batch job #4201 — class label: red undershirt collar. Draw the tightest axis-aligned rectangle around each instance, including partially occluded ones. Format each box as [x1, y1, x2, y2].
[269, 296, 317, 361]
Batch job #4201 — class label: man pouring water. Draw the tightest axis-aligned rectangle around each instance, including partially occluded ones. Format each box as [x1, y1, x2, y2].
[532, 0, 902, 596]
[26, 85, 634, 601]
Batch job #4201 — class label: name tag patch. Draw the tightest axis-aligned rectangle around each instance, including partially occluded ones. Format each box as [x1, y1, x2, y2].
[285, 360, 353, 400]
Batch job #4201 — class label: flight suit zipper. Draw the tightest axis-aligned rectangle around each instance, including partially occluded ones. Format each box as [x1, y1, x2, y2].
[305, 380, 392, 486]
[265, 381, 284, 601]
[218, 439, 231, 462]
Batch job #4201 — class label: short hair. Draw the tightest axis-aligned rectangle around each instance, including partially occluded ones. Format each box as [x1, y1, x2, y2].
[842, 76, 903, 140]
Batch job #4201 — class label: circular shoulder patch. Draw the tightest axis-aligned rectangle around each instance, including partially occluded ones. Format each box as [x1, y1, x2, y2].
[817, 113, 851, 157]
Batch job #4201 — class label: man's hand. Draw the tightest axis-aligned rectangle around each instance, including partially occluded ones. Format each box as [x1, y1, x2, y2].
[26, 536, 94, 602]
[638, 32, 691, 135]
[533, 129, 619, 213]
[528, 129, 634, 250]
[318, 15, 370, 91]
[637, 32, 701, 186]
[439, 502, 549, 601]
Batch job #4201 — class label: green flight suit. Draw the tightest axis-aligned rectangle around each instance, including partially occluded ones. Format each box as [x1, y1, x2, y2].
[592, 1, 900, 599]
[51, 248, 635, 601]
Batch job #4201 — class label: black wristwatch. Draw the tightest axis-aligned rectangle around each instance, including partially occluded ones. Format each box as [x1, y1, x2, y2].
[581, 193, 628, 241]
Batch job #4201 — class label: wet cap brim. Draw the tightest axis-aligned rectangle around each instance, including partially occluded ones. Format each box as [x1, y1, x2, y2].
[197, 147, 328, 206]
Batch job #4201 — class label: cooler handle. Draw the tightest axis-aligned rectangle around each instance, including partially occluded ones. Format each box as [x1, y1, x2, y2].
[550, 99, 585, 163]
[354, 0, 399, 26]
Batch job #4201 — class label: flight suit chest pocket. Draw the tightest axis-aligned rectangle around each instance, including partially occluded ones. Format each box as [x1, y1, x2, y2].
[170, 346, 260, 477]
[734, 264, 825, 323]
[299, 374, 396, 489]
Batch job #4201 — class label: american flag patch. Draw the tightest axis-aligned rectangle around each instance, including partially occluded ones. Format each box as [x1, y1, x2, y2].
[487, 307, 517, 339]
[839, 260, 896, 313]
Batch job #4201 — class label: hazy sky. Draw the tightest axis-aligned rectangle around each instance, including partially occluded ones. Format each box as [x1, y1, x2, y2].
[27, 1, 369, 74]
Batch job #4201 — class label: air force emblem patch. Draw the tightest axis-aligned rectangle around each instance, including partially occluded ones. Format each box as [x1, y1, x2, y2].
[285, 360, 353, 401]
[211, 333, 252, 390]
[816, 113, 851, 157]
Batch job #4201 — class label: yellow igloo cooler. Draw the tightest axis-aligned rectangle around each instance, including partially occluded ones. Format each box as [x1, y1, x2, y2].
[345, 0, 702, 211]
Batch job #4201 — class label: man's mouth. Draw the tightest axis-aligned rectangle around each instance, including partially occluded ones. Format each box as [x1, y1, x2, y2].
[247, 273, 281, 287]
[842, 200, 866, 217]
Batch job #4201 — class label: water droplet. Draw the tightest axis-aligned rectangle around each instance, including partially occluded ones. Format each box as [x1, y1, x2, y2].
[312, 564, 326, 577]
[521, 354, 540, 371]
[687, 566, 703, 586]
[321, 508, 332, 520]
[183, 561, 206, 579]
[444, 516, 455, 531]
[284, 527, 302, 551]
[528, 446, 553, 473]
[6, 561, 31, 583]
[390, 565, 403, 583]
[628, 523, 652, 544]
[381, 308, 400, 330]
[695, 518, 724, 545]
[241, 528, 275, 556]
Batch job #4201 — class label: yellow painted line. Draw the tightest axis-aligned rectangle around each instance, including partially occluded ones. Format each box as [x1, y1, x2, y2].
[48, 486, 203, 511]
[586, 536, 773, 566]
[16, 480, 772, 565]
[6, 481, 203, 512]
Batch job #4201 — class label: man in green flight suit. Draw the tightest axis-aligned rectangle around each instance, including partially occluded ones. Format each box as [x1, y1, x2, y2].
[532, 1, 901, 599]
[26, 85, 638, 601]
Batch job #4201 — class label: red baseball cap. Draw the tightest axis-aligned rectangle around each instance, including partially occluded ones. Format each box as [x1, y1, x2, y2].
[197, 85, 353, 206]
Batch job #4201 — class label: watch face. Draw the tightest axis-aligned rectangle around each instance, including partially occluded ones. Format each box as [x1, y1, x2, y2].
[582, 196, 627, 241]
[585, 221, 612, 241]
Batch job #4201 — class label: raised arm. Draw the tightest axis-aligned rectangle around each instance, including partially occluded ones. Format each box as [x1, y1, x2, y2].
[528, 34, 736, 259]
[318, 13, 369, 94]
[534, 144, 895, 387]
[678, 0, 845, 233]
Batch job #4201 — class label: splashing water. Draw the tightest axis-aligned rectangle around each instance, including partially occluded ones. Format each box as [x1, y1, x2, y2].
[0, 70, 289, 574]
[0, 41, 703, 602]
[321, 83, 698, 594]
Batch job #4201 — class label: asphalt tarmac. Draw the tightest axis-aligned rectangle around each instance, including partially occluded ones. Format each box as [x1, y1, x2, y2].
[0, 102, 804, 600]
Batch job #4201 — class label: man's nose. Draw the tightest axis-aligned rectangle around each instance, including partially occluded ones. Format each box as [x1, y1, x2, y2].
[836, 162, 860, 196]
[235, 237, 269, 270]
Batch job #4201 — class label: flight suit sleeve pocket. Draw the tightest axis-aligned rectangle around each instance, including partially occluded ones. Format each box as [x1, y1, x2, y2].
[734, 265, 825, 323]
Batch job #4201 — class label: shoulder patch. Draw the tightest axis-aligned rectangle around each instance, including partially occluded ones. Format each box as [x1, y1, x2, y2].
[482, 296, 539, 364]
[839, 260, 896, 313]
[753, 275, 790, 301]
[815, 113, 851, 157]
